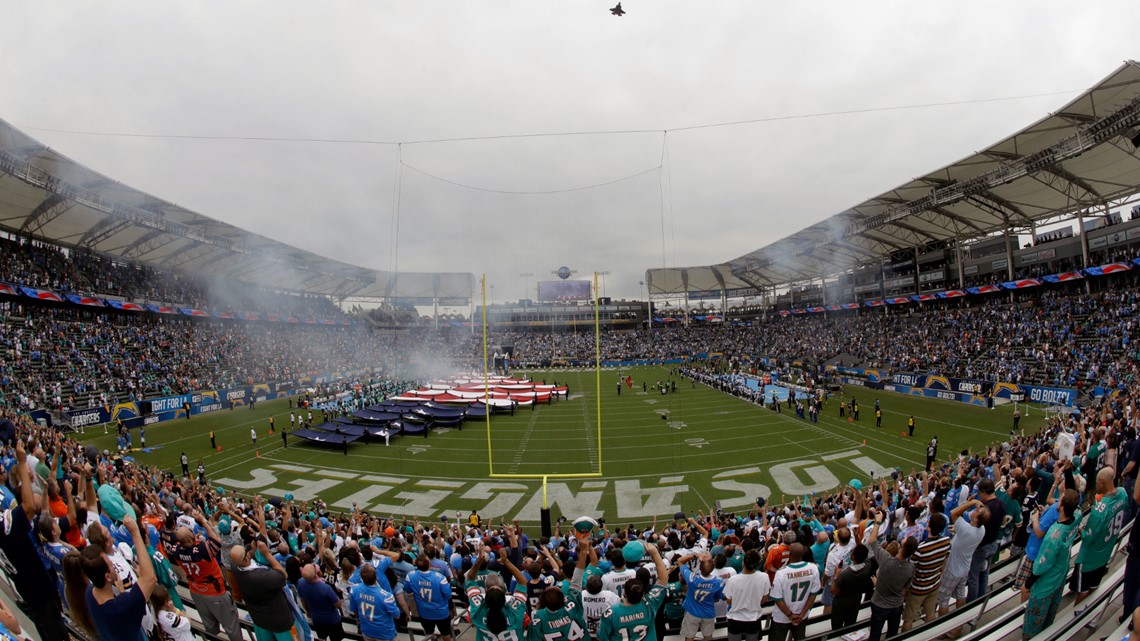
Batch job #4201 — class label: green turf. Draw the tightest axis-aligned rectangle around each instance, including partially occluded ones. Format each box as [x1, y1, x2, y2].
[79, 366, 1041, 525]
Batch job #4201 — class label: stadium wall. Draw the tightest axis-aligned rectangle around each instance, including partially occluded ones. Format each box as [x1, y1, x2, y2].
[836, 371, 1078, 407]
[64, 369, 377, 429]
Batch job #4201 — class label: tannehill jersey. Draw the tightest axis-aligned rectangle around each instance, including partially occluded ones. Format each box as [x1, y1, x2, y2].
[770, 561, 820, 625]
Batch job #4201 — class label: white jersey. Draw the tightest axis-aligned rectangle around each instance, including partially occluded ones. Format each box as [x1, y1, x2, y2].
[712, 566, 738, 618]
[770, 561, 821, 624]
[1056, 432, 1075, 461]
[601, 568, 637, 596]
[156, 608, 196, 641]
[111, 542, 140, 589]
[581, 589, 620, 638]
[723, 571, 771, 621]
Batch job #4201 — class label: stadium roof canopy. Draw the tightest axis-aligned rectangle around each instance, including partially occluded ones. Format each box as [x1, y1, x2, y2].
[647, 60, 1140, 297]
[0, 118, 474, 301]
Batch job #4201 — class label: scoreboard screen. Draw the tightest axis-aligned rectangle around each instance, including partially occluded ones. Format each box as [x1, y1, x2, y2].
[537, 280, 592, 301]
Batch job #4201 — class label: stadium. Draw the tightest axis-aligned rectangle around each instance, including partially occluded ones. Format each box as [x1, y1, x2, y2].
[3, 7, 1140, 641]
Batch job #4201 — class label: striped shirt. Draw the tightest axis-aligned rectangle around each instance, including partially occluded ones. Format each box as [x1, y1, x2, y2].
[909, 535, 952, 596]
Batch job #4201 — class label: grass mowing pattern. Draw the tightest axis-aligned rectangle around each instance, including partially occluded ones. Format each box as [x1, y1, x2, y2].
[80, 366, 1032, 523]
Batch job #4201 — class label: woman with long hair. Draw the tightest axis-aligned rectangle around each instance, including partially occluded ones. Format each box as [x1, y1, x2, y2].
[61, 551, 95, 637]
[465, 543, 529, 641]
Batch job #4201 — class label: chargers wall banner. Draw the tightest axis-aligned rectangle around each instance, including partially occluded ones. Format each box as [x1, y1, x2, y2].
[1019, 384, 1076, 407]
[838, 376, 884, 390]
[892, 372, 927, 388]
[922, 376, 991, 395]
[66, 381, 306, 429]
[884, 384, 989, 407]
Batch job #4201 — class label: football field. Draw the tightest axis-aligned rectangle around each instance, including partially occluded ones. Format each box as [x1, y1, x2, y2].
[80, 366, 1031, 524]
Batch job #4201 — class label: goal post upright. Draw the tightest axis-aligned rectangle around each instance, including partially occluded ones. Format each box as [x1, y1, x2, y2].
[485, 270, 604, 480]
[482, 275, 493, 476]
[595, 271, 603, 476]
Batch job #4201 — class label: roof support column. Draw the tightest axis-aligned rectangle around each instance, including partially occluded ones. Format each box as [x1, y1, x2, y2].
[1077, 209, 1091, 268]
[955, 236, 965, 289]
[819, 277, 826, 305]
[1078, 209, 1093, 294]
[912, 246, 920, 296]
[1005, 228, 1016, 302]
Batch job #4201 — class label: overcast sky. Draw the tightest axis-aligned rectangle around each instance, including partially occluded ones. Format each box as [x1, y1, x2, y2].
[3, 1, 1139, 303]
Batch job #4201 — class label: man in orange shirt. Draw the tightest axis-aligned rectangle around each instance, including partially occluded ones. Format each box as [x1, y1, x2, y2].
[170, 509, 244, 641]
[766, 531, 796, 581]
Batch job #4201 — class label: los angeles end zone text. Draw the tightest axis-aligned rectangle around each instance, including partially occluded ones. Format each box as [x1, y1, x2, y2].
[214, 449, 885, 521]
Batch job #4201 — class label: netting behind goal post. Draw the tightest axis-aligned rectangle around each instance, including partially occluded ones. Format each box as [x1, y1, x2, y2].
[481, 272, 603, 484]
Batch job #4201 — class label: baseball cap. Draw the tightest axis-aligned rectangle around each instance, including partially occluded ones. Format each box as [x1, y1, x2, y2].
[97, 484, 136, 521]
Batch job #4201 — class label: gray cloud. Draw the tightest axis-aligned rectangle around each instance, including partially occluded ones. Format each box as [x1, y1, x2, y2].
[2, 1, 1138, 301]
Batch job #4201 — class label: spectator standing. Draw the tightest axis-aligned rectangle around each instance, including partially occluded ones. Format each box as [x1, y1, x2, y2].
[581, 574, 620, 641]
[867, 515, 916, 641]
[601, 550, 637, 597]
[937, 500, 987, 635]
[529, 546, 589, 641]
[723, 549, 770, 641]
[351, 564, 401, 641]
[151, 585, 195, 641]
[966, 479, 1006, 602]
[466, 548, 529, 641]
[1017, 491, 1060, 599]
[0, 440, 68, 641]
[1022, 490, 1081, 640]
[902, 513, 950, 631]
[81, 515, 157, 641]
[765, 531, 795, 581]
[822, 527, 855, 616]
[1072, 468, 1127, 613]
[598, 542, 668, 641]
[298, 563, 344, 641]
[830, 544, 873, 630]
[404, 555, 454, 641]
[170, 513, 244, 641]
[769, 543, 820, 641]
[230, 542, 294, 641]
[676, 553, 725, 641]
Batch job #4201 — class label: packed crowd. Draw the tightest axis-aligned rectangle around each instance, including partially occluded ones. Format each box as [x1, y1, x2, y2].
[0, 236, 340, 316]
[0, 376, 1137, 641]
[0, 303, 408, 411]
[485, 283, 1140, 391]
[3, 280, 1139, 414]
